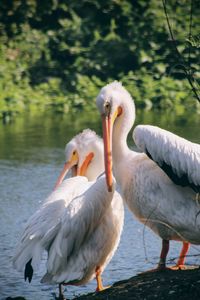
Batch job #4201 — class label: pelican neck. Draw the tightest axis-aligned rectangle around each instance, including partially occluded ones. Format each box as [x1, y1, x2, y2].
[112, 104, 134, 163]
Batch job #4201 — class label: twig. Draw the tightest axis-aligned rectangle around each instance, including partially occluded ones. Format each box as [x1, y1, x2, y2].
[188, 0, 193, 68]
[162, 0, 200, 103]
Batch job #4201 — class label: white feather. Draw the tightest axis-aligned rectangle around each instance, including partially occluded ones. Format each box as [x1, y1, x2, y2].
[43, 175, 122, 284]
[13, 177, 88, 271]
[97, 81, 200, 268]
[13, 129, 124, 290]
[133, 125, 200, 188]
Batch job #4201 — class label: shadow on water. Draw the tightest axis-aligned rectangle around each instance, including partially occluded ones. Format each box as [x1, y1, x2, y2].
[0, 109, 200, 300]
[6, 297, 26, 300]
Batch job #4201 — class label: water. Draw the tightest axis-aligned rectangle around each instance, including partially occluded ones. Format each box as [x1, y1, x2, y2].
[0, 109, 200, 300]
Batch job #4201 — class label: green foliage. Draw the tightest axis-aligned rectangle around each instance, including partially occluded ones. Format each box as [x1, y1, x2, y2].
[187, 34, 200, 48]
[0, 0, 199, 120]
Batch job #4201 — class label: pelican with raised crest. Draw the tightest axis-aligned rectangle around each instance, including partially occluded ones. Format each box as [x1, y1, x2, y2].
[13, 129, 124, 299]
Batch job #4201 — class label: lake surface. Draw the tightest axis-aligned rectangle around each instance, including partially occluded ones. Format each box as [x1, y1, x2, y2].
[0, 109, 200, 300]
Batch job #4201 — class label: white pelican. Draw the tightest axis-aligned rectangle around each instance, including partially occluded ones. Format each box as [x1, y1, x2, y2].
[13, 129, 124, 299]
[96, 81, 200, 271]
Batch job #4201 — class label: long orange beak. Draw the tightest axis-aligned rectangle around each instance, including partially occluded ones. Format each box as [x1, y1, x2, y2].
[77, 152, 94, 176]
[54, 152, 94, 190]
[54, 161, 73, 190]
[102, 114, 113, 192]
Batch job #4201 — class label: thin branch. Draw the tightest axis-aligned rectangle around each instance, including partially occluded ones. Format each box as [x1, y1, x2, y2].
[162, 0, 200, 103]
[188, 0, 193, 68]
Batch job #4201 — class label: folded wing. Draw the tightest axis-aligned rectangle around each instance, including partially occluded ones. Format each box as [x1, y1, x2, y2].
[45, 175, 115, 282]
[133, 125, 200, 192]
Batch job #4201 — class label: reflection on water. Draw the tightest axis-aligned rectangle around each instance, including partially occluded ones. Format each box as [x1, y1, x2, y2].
[0, 110, 200, 300]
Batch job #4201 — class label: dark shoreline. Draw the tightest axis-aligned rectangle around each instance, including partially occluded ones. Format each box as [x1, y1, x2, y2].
[76, 267, 200, 300]
[6, 267, 200, 300]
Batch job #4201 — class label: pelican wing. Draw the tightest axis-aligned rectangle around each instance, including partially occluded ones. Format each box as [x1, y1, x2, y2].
[133, 125, 200, 192]
[13, 177, 88, 272]
[46, 175, 114, 279]
[44, 191, 124, 285]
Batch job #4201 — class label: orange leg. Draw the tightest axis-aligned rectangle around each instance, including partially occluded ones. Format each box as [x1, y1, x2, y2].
[141, 239, 170, 274]
[171, 241, 190, 270]
[143, 240, 189, 274]
[177, 242, 190, 266]
[95, 266, 110, 292]
[157, 239, 170, 270]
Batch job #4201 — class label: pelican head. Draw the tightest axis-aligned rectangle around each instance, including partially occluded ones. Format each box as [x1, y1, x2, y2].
[54, 129, 104, 189]
[96, 81, 135, 192]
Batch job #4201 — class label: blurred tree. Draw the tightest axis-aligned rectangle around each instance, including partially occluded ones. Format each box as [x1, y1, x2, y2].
[0, 0, 199, 118]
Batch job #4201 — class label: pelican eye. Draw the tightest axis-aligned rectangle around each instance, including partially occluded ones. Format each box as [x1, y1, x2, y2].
[71, 150, 78, 163]
[104, 101, 111, 115]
